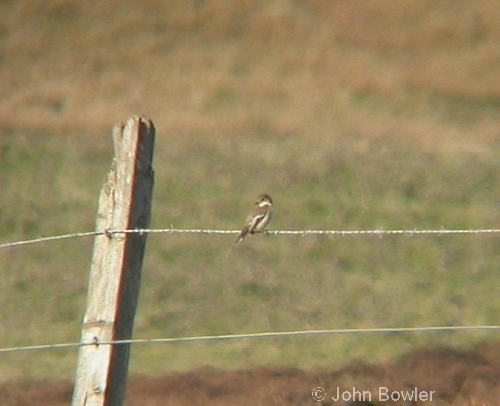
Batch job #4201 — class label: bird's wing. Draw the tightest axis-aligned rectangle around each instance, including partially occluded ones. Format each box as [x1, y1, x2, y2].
[246, 209, 267, 232]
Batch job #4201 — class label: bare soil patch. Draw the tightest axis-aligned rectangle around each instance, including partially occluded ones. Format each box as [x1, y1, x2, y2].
[3, 342, 499, 405]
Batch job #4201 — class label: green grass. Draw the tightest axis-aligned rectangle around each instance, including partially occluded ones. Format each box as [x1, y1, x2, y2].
[1, 0, 500, 383]
[2, 132, 500, 381]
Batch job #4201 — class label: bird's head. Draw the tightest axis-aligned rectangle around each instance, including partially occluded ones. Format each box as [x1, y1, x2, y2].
[256, 194, 273, 206]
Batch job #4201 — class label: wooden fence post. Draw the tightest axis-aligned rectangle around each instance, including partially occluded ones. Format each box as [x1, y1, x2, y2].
[71, 116, 155, 406]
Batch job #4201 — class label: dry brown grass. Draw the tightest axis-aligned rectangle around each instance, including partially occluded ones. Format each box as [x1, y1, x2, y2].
[1, 0, 499, 147]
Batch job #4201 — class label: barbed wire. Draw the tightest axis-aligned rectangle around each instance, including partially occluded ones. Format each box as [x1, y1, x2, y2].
[1, 227, 500, 250]
[0, 231, 101, 249]
[1, 325, 499, 355]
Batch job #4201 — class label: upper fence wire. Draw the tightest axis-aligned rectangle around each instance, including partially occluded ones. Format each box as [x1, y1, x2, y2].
[2, 227, 500, 250]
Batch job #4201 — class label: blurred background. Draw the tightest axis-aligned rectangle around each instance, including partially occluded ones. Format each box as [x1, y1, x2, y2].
[1, 0, 500, 385]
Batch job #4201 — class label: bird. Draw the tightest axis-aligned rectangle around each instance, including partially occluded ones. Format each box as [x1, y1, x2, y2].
[235, 194, 273, 244]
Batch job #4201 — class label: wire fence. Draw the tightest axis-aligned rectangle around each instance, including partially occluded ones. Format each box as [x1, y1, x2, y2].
[1, 227, 500, 356]
[2, 227, 500, 249]
[1, 325, 500, 355]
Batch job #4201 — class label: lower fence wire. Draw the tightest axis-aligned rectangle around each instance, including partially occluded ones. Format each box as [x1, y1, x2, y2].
[1, 325, 499, 354]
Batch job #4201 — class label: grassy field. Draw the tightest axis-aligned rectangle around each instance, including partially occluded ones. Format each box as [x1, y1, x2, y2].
[1, 0, 500, 382]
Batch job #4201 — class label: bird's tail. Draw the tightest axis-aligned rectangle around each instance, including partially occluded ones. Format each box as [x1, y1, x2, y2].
[235, 226, 250, 244]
